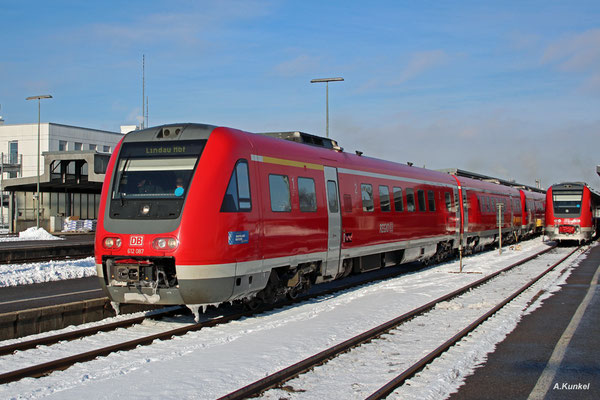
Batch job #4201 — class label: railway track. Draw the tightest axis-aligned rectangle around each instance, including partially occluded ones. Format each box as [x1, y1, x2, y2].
[218, 244, 582, 400]
[0, 243, 579, 391]
[0, 257, 429, 384]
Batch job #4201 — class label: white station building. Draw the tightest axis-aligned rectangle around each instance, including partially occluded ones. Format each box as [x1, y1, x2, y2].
[0, 121, 128, 232]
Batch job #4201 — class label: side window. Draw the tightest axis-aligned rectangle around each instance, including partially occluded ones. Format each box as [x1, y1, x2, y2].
[417, 189, 426, 211]
[327, 180, 339, 213]
[298, 177, 317, 212]
[445, 192, 452, 211]
[220, 160, 252, 212]
[379, 185, 391, 212]
[269, 174, 291, 212]
[428, 190, 435, 211]
[393, 187, 403, 212]
[406, 188, 416, 212]
[361, 184, 374, 212]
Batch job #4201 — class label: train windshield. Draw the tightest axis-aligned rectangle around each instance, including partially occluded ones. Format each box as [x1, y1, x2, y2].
[112, 140, 206, 200]
[553, 190, 582, 215]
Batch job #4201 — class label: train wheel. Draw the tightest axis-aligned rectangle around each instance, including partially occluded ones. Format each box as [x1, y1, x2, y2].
[287, 287, 301, 300]
[243, 297, 262, 311]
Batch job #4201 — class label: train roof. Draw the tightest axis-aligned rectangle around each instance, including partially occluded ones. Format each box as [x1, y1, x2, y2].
[120, 123, 217, 142]
[257, 131, 343, 151]
[121, 124, 546, 196]
[241, 129, 459, 186]
[439, 168, 545, 194]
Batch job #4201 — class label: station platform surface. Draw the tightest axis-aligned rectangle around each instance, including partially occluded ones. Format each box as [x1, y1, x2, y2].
[0, 233, 93, 263]
[451, 244, 600, 400]
[0, 232, 94, 249]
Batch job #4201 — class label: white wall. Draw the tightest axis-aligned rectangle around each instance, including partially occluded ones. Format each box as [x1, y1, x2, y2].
[0, 123, 124, 179]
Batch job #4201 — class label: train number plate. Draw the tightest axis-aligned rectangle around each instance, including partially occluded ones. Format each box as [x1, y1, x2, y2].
[130, 235, 144, 246]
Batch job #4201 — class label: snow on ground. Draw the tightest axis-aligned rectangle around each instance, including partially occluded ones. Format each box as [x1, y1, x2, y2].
[0, 257, 96, 287]
[0, 227, 94, 287]
[0, 238, 587, 400]
[0, 227, 64, 242]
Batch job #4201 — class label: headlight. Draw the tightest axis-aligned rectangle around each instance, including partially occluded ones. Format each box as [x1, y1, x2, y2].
[152, 237, 178, 250]
[103, 237, 122, 249]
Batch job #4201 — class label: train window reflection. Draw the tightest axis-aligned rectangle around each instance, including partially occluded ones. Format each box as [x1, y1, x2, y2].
[406, 188, 415, 212]
[393, 187, 403, 212]
[379, 186, 391, 212]
[361, 184, 374, 212]
[327, 181, 339, 213]
[113, 157, 197, 199]
[553, 191, 583, 215]
[298, 177, 317, 212]
[221, 160, 252, 212]
[417, 190, 426, 211]
[428, 190, 435, 211]
[269, 174, 291, 212]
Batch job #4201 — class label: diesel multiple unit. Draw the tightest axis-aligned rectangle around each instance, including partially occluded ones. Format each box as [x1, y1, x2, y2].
[95, 123, 546, 309]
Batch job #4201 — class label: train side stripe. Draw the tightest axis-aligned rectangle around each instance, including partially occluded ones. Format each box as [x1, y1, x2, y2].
[337, 167, 455, 189]
[250, 155, 512, 195]
[251, 154, 324, 171]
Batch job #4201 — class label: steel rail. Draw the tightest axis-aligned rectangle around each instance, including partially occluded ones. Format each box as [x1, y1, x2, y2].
[0, 244, 560, 386]
[0, 256, 427, 384]
[218, 244, 558, 400]
[0, 261, 418, 357]
[366, 245, 582, 400]
[0, 306, 185, 356]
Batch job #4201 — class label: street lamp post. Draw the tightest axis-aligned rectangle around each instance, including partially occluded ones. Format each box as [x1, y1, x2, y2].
[310, 77, 344, 138]
[26, 94, 52, 229]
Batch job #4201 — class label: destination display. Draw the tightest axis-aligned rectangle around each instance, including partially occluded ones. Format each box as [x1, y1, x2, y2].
[120, 140, 207, 158]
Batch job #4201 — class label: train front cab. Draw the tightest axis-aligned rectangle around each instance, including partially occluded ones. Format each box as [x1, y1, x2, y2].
[96, 124, 269, 306]
[545, 182, 600, 243]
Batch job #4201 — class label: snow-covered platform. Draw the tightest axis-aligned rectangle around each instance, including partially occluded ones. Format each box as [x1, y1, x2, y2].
[450, 244, 600, 400]
[0, 230, 93, 263]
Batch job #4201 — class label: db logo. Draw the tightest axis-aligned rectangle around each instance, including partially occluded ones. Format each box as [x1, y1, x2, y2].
[130, 235, 144, 246]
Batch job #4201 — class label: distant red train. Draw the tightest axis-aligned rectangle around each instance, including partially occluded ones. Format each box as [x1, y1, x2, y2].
[95, 123, 545, 308]
[545, 182, 600, 243]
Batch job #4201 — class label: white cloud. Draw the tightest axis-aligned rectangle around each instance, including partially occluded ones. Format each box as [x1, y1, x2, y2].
[273, 54, 321, 77]
[542, 28, 600, 72]
[395, 50, 449, 84]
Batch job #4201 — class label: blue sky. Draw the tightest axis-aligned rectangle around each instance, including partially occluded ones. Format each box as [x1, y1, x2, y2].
[2, 1, 600, 188]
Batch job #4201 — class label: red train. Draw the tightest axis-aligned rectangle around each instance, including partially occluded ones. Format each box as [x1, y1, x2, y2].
[545, 182, 600, 243]
[95, 123, 545, 309]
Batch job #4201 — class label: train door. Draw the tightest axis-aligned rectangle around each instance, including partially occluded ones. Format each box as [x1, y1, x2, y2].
[323, 166, 342, 278]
